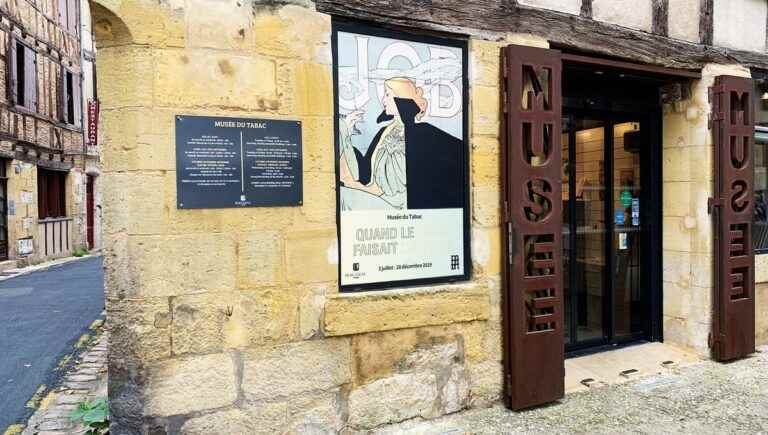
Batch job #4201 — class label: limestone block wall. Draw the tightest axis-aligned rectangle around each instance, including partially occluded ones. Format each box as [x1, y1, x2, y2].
[94, 0, 550, 432]
[95, 0, 768, 431]
[6, 160, 37, 259]
[754, 257, 768, 345]
[661, 63, 752, 356]
[3, 160, 87, 262]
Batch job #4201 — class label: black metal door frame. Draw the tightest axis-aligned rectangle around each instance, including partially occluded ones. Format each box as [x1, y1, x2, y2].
[562, 107, 663, 353]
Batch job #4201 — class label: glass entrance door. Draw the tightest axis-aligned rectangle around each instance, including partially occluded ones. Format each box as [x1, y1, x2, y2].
[562, 113, 653, 350]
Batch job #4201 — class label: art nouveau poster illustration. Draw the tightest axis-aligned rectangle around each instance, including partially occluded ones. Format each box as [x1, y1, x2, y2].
[334, 24, 469, 289]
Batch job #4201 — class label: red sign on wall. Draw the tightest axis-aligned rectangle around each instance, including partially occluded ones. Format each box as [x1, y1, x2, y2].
[87, 99, 99, 146]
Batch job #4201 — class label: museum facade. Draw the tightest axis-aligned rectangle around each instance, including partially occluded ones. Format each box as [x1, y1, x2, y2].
[96, 0, 768, 432]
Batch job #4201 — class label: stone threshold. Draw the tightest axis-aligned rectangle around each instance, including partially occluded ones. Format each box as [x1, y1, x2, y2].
[564, 341, 702, 393]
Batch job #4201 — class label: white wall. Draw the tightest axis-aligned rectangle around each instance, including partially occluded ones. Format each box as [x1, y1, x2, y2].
[518, 0, 581, 15]
[713, 0, 767, 52]
[668, 0, 701, 42]
[592, 0, 653, 32]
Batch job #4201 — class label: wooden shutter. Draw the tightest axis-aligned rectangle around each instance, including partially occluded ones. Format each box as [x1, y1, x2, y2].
[7, 39, 17, 106]
[73, 74, 81, 127]
[710, 75, 756, 361]
[24, 46, 36, 111]
[501, 44, 564, 410]
[60, 68, 68, 123]
[58, 0, 67, 29]
[67, 0, 77, 33]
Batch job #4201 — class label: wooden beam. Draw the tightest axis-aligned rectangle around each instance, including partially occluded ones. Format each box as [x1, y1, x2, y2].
[580, 0, 592, 19]
[561, 53, 701, 78]
[315, 0, 768, 69]
[318, 0, 768, 70]
[652, 0, 669, 37]
[699, 0, 714, 45]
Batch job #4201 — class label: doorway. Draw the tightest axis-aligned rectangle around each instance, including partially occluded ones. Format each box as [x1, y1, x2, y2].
[0, 161, 8, 261]
[86, 175, 95, 250]
[561, 112, 660, 351]
[560, 62, 664, 353]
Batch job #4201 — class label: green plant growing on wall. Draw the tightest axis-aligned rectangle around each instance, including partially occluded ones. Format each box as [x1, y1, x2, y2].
[73, 245, 89, 257]
[70, 398, 109, 434]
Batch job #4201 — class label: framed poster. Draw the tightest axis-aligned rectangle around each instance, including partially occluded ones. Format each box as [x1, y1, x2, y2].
[332, 20, 471, 292]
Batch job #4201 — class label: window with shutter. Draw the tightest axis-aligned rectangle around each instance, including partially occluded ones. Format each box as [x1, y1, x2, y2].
[65, 70, 74, 125]
[38, 169, 67, 219]
[11, 41, 37, 111]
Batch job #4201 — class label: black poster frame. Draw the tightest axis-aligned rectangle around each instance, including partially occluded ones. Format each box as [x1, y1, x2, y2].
[332, 18, 472, 293]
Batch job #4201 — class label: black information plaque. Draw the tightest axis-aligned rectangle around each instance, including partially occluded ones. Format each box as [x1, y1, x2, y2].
[175, 115, 302, 209]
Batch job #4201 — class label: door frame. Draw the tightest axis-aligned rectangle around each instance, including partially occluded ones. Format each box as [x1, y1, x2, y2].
[86, 175, 95, 250]
[560, 107, 664, 354]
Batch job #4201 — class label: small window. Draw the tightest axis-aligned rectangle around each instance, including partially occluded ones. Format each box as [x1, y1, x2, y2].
[61, 68, 82, 127]
[9, 40, 37, 112]
[37, 169, 67, 219]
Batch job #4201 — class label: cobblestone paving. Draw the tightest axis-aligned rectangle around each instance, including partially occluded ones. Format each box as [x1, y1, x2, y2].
[377, 346, 768, 435]
[22, 333, 107, 435]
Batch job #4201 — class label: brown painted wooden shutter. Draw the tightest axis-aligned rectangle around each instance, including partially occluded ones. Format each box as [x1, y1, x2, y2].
[8, 39, 17, 106]
[710, 75, 756, 361]
[59, 67, 68, 123]
[501, 44, 564, 410]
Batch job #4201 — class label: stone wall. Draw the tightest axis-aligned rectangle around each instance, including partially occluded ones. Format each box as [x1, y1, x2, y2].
[96, 0, 768, 432]
[661, 63, 752, 356]
[95, 1, 549, 432]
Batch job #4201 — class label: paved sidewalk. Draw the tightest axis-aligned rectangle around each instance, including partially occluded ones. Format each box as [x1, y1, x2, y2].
[376, 346, 768, 434]
[22, 332, 108, 435]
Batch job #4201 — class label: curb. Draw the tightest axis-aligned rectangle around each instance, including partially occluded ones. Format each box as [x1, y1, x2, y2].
[0, 254, 102, 284]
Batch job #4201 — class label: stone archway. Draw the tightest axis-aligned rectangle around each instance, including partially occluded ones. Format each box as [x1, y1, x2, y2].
[86, 0, 179, 431]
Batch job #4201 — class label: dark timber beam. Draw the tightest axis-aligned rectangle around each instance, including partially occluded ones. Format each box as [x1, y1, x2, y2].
[652, 0, 669, 37]
[699, 0, 714, 45]
[317, 0, 768, 70]
[580, 0, 592, 18]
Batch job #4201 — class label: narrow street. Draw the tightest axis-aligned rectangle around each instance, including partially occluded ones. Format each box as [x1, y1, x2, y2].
[0, 257, 104, 430]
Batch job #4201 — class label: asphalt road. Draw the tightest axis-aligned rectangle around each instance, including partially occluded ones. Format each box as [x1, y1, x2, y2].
[0, 256, 104, 430]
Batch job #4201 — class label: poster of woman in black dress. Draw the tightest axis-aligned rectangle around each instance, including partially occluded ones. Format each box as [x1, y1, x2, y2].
[334, 23, 469, 290]
[339, 77, 463, 211]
